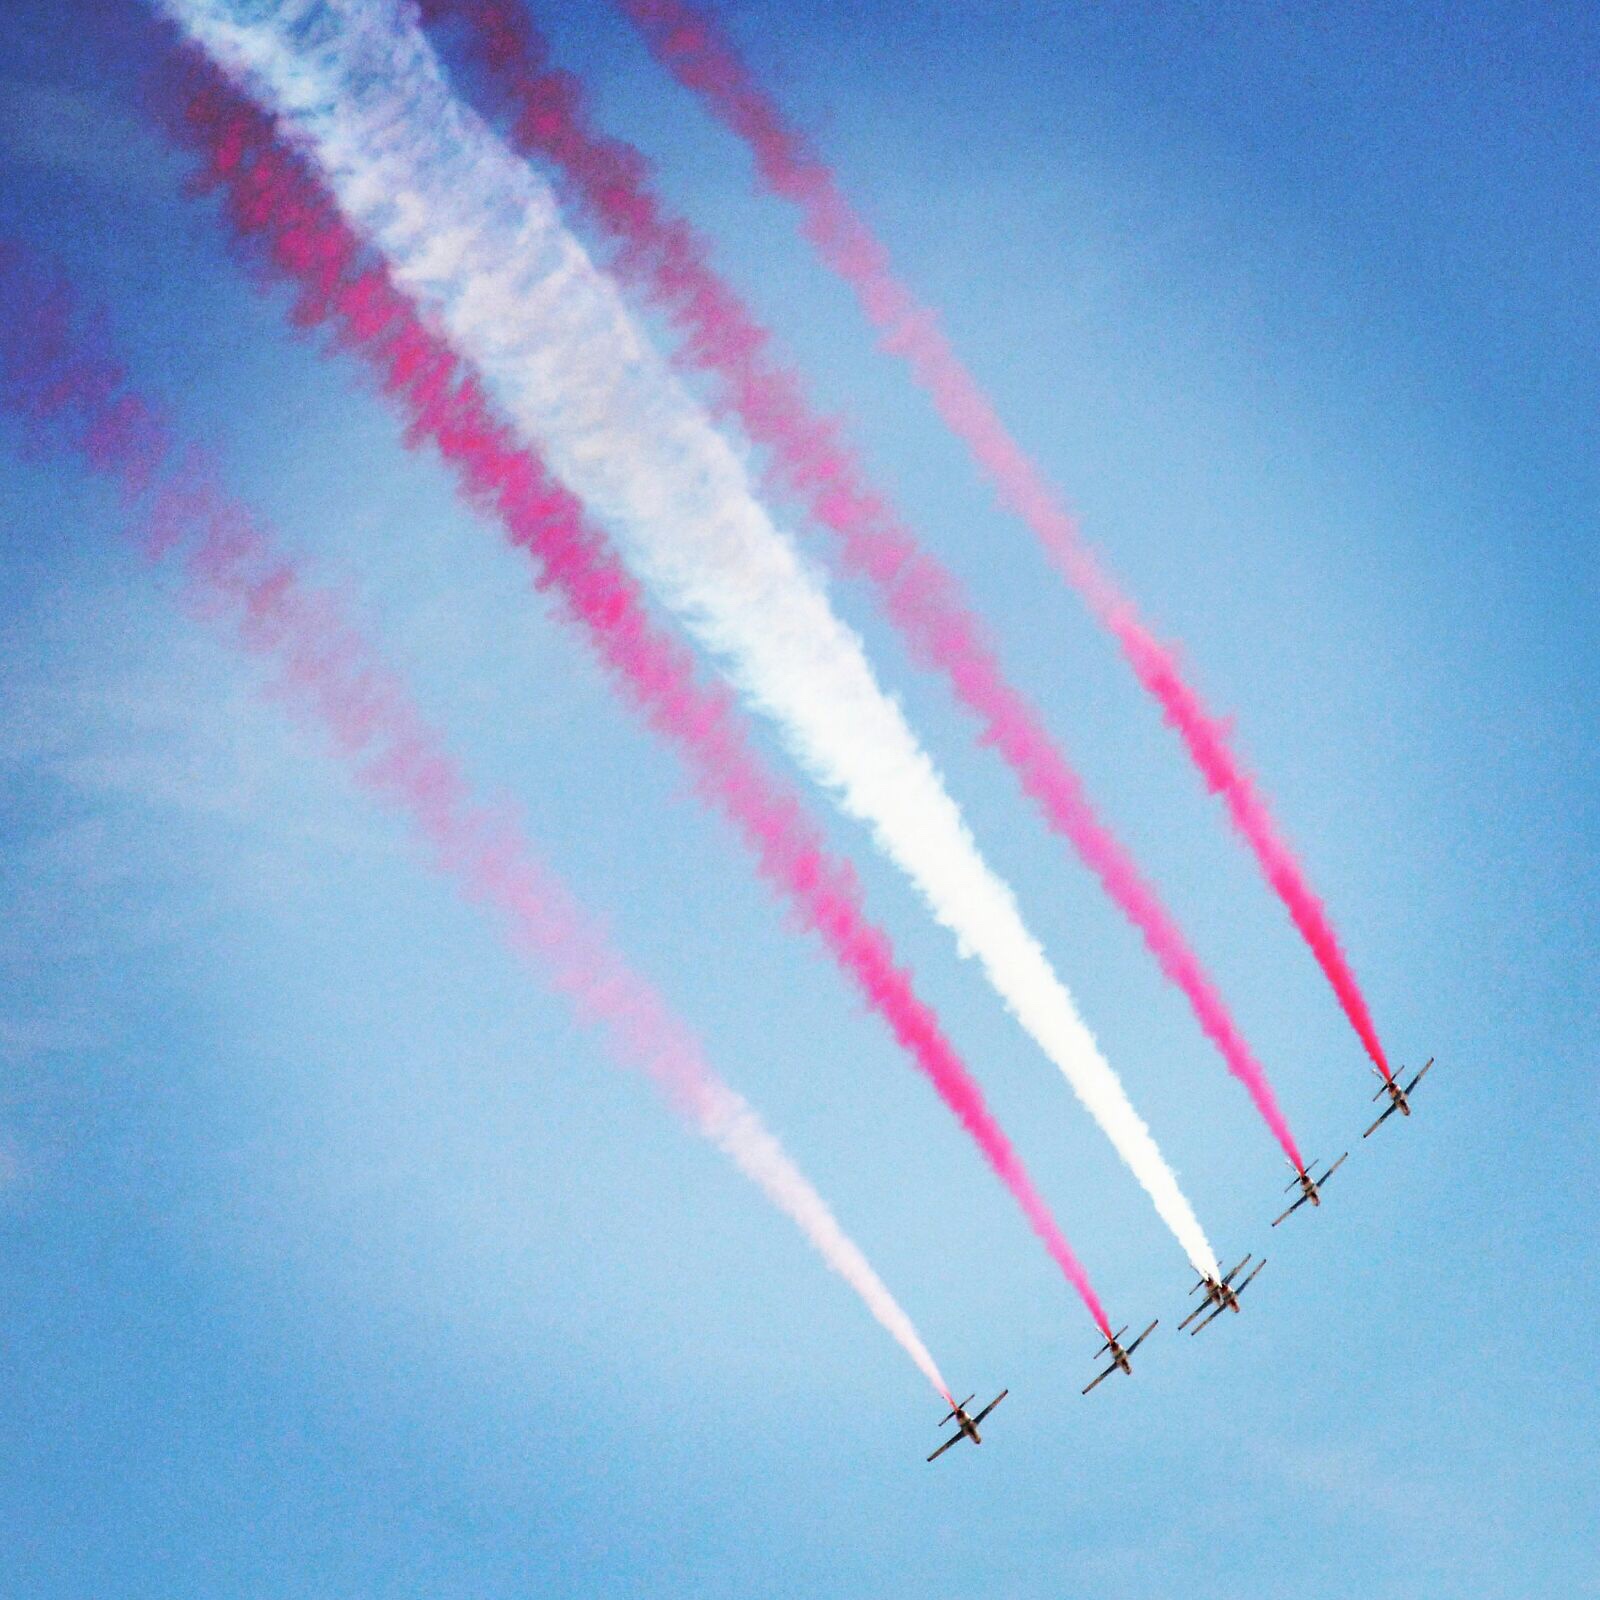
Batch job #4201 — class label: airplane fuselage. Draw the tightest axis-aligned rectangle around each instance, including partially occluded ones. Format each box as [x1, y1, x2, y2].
[1083, 1325, 1155, 1393]
[1382, 1082, 1412, 1116]
[1290, 1159, 1329, 1206]
[927, 1390, 1006, 1460]
[1365, 1062, 1432, 1138]
[1184, 1257, 1262, 1331]
[1102, 1340, 1135, 1373]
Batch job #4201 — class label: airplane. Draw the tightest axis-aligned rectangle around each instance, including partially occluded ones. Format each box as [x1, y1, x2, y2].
[926, 1390, 1007, 1461]
[1272, 1152, 1350, 1227]
[1082, 1320, 1159, 1394]
[1179, 1254, 1265, 1335]
[1364, 1058, 1436, 1138]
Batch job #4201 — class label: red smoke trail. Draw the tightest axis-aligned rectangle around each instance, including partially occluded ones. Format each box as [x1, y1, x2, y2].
[618, 0, 1391, 1082]
[416, 0, 1306, 1164]
[151, 64, 1114, 1334]
[0, 249, 613, 1050]
[0, 246, 956, 1397]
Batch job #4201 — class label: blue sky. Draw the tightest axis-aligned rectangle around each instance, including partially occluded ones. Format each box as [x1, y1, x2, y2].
[1, 2, 1595, 1595]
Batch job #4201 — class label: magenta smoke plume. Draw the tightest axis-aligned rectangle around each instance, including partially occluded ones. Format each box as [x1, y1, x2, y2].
[618, 0, 1391, 1083]
[154, 65, 1114, 1335]
[417, 0, 1305, 1166]
[0, 240, 954, 1402]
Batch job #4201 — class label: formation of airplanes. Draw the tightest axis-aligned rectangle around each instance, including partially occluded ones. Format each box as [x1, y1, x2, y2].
[928, 1059, 1438, 1462]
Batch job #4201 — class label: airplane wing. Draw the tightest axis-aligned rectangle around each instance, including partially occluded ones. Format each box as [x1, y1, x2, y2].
[1364, 1102, 1400, 1138]
[1125, 1320, 1159, 1355]
[1406, 1058, 1435, 1093]
[1235, 1260, 1266, 1297]
[1323, 1152, 1350, 1183]
[1188, 1302, 1227, 1335]
[1272, 1193, 1310, 1227]
[971, 1390, 1008, 1426]
[926, 1432, 963, 1463]
[1178, 1299, 1209, 1331]
[1222, 1255, 1251, 1285]
[1082, 1363, 1117, 1395]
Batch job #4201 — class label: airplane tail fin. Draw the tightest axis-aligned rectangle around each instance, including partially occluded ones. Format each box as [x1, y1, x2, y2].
[939, 1394, 975, 1426]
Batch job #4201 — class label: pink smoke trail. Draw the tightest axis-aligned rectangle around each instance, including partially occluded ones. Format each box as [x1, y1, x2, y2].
[0, 240, 954, 1402]
[417, 0, 1305, 1166]
[151, 61, 1114, 1335]
[618, 0, 1392, 1083]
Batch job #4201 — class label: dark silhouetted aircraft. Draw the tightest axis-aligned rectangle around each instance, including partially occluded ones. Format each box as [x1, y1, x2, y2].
[1273, 1152, 1349, 1226]
[1082, 1321, 1159, 1394]
[1365, 1059, 1435, 1138]
[926, 1391, 1007, 1461]
[1180, 1255, 1265, 1335]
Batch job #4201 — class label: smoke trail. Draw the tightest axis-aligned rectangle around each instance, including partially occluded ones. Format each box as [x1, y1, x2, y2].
[155, 60, 1116, 1329]
[0, 241, 953, 1402]
[157, 0, 1218, 1278]
[415, 0, 1305, 1169]
[620, 0, 1391, 1083]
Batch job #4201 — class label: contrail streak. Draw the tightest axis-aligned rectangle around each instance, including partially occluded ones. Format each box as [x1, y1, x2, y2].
[415, 0, 1305, 1168]
[0, 240, 953, 1401]
[620, 0, 1391, 1083]
[158, 0, 1218, 1276]
[155, 58, 1116, 1330]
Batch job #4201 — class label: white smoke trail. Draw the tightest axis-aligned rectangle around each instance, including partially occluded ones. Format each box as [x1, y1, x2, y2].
[158, 0, 1217, 1278]
[0, 235, 951, 1397]
[498, 858, 951, 1399]
[447, 801, 954, 1405]
[689, 1079, 949, 1398]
